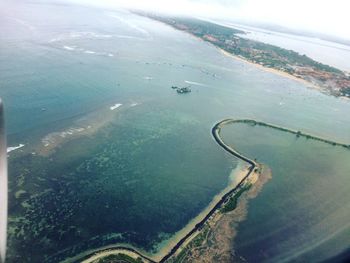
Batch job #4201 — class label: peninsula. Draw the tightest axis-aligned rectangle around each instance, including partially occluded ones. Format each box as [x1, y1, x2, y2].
[138, 13, 350, 98]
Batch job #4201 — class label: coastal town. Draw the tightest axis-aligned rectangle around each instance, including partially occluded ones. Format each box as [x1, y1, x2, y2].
[141, 13, 350, 98]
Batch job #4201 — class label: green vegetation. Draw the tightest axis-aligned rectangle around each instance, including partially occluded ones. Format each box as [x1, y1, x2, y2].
[141, 13, 350, 97]
[191, 225, 210, 247]
[221, 183, 252, 213]
[145, 15, 341, 75]
[172, 246, 188, 263]
[160, 16, 243, 38]
[172, 225, 210, 263]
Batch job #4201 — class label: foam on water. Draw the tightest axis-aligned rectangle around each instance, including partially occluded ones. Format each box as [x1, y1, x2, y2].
[84, 50, 96, 54]
[63, 45, 76, 51]
[62, 46, 114, 57]
[184, 80, 207, 87]
[7, 144, 25, 153]
[42, 127, 85, 147]
[110, 103, 122, 110]
[50, 31, 113, 43]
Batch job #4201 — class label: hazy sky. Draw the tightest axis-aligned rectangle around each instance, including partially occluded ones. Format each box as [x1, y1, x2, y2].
[64, 0, 350, 40]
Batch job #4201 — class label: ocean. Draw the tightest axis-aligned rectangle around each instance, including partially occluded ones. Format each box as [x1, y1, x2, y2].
[0, 1, 349, 262]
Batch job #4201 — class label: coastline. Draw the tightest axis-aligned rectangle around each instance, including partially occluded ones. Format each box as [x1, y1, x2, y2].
[142, 14, 345, 99]
[218, 49, 325, 93]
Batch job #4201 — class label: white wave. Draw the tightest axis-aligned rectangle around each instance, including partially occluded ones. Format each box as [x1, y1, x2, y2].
[42, 127, 85, 146]
[49, 37, 62, 43]
[143, 76, 153, 80]
[50, 31, 112, 43]
[99, 52, 115, 57]
[130, 102, 139, 107]
[84, 50, 96, 54]
[115, 35, 147, 40]
[184, 80, 207, 87]
[108, 15, 150, 36]
[63, 45, 76, 51]
[63, 46, 113, 57]
[9, 17, 36, 32]
[71, 32, 112, 39]
[59, 128, 85, 138]
[110, 103, 122, 110]
[7, 144, 25, 153]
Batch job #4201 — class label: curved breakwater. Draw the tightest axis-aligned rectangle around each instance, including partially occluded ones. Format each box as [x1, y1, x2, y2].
[73, 119, 348, 263]
[227, 119, 350, 149]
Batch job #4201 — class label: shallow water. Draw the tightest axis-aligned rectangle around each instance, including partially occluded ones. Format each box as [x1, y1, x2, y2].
[221, 123, 350, 262]
[1, 1, 350, 262]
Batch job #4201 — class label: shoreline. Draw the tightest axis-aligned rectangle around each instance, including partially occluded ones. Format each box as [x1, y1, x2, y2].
[141, 13, 348, 100]
[218, 49, 326, 93]
[211, 37, 348, 101]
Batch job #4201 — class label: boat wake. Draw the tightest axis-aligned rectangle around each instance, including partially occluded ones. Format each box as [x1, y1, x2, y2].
[184, 80, 207, 87]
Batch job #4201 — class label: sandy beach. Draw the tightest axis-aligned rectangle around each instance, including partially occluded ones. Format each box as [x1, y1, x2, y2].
[82, 249, 150, 263]
[218, 49, 325, 92]
[171, 22, 326, 95]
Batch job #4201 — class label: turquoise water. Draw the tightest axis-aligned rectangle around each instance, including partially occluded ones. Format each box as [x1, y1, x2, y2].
[1, 1, 350, 262]
[221, 123, 350, 262]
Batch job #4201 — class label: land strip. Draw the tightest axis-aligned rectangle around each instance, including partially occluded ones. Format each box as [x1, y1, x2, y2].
[137, 13, 350, 98]
[226, 119, 350, 149]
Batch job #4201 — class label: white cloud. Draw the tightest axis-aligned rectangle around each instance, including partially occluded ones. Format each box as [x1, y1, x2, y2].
[233, 0, 350, 39]
[64, 0, 350, 40]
